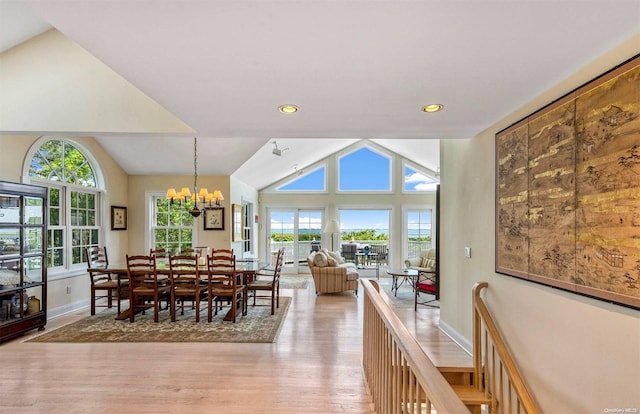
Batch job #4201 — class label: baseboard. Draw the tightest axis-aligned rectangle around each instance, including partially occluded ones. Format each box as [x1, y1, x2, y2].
[439, 319, 472, 356]
[47, 299, 89, 320]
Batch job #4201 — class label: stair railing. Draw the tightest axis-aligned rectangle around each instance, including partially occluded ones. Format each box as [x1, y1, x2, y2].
[473, 282, 540, 413]
[362, 279, 468, 413]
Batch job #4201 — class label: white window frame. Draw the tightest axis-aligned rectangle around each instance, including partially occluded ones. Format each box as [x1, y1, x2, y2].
[23, 137, 105, 279]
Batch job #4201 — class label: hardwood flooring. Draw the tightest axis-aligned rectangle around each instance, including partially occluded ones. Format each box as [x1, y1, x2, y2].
[0, 275, 470, 414]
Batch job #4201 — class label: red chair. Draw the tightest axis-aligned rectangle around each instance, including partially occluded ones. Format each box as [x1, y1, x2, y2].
[414, 272, 439, 310]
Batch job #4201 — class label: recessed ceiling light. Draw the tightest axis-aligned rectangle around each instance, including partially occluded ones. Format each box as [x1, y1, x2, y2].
[278, 104, 299, 114]
[422, 104, 443, 113]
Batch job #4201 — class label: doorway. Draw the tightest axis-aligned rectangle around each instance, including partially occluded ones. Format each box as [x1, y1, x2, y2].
[267, 209, 323, 274]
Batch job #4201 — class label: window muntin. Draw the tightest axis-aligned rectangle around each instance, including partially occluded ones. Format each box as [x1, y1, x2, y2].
[30, 140, 96, 187]
[338, 146, 391, 192]
[151, 197, 194, 254]
[28, 140, 101, 273]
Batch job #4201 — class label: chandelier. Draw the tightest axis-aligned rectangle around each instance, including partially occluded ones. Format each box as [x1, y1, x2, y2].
[165, 137, 224, 218]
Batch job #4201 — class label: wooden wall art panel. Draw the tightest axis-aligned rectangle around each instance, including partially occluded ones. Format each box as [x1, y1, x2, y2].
[496, 55, 640, 309]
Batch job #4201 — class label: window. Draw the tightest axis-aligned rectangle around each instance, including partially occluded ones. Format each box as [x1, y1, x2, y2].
[276, 165, 326, 192]
[243, 202, 253, 254]
[338, 146, 391, 191]
[404, 164, 438, 192]
[406, 209, 432, 259]
[28, 139, 101, 272]
[338, 209, 390, 244]
[151, 197, 194, 254]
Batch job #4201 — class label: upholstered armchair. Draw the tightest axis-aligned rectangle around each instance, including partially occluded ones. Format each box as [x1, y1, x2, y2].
[307, 249, 359, 295]
[404, 249, 436, 274]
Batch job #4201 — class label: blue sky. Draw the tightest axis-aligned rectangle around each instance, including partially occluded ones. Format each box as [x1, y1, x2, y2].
[280, 146, 437, 192]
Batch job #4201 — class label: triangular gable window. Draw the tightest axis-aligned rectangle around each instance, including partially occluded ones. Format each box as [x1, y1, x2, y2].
[276, 166, 326, 192]
[404, 165, 438, 192]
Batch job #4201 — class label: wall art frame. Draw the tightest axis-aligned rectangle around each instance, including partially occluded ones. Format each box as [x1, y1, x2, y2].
[495, 54, 640, 310]
[203, 207, 224, 230]
[110, 206, 127, 231]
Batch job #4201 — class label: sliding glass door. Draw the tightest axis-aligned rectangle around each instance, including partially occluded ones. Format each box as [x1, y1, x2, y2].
[267, 208, 323, 274]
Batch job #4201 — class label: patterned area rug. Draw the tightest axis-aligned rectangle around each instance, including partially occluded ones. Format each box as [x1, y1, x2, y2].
[279, 276, 310, 289]
[27, 297, 291, 343]
[362, 276, 439, 309]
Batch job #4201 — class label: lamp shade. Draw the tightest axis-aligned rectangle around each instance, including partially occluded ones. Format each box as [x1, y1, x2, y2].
[324, 219, 340, 234]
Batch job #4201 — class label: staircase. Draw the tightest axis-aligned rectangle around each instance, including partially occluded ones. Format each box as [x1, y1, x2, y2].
[394, 282, 539, 414]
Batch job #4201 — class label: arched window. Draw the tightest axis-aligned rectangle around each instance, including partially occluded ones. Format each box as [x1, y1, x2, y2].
[27, 139, 102, 274]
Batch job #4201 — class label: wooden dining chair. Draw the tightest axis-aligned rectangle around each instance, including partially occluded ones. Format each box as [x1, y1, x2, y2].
[126, 254, 170, 322]
[247, 247, 284, 315]
[168, 255, 207, 322]
[206, 252, 246, 323]
[149, 247, 168, 258]
[85, 246, 128, 315]
[212, 248, 234, 258]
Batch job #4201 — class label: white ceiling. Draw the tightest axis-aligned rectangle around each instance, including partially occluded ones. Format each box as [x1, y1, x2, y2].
[2, 0, 639, 189]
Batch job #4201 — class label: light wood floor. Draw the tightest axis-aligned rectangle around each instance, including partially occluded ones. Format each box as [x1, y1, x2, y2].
[0, 275, 470, 414]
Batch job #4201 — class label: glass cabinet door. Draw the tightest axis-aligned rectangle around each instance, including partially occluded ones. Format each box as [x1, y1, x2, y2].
[0, 182, 47, 341]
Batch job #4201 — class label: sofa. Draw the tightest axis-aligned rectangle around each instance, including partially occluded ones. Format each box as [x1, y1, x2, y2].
[307, 249, 359, 295]
[404, 249, 436, 274]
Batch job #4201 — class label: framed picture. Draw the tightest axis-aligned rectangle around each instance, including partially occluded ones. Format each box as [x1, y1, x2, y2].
[111, 206, 127, 230]
[204, 207, 224, 230]
[232, 204, 243, 241]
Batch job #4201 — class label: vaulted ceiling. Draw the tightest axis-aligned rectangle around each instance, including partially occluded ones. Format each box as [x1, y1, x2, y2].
[1, 0, 638, 189]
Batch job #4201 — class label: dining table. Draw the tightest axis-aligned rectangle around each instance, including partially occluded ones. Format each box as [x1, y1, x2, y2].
[87, 258, 269, 321]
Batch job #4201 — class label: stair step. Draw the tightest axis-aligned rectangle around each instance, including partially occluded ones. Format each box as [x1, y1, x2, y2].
[438, 366, 474, 386]
[451, 384, 492, 405]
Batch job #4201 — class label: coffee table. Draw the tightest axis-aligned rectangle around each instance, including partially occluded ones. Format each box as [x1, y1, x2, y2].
[386, 268, 419, 296]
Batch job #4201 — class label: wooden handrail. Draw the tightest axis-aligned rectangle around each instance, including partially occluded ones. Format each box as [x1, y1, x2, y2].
[361, 279, 468, 413]
[473, 282, 540, 413]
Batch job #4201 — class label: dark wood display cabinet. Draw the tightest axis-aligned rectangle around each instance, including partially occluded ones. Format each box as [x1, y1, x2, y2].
[0, 181, 47, 342]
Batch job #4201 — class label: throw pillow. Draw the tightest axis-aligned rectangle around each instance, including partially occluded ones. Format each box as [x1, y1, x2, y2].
[327, 250, 344, 264]
[313, 251, 329, 267]
[425, 258, 435, 269]
[420, 256, 430, 268]
[327, 257, 337, 267]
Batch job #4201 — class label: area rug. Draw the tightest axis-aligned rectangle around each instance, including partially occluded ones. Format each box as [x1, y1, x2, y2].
[362, 276, 439, 309]
[279, 276, 310, 289]
[27, 297, 291, 343]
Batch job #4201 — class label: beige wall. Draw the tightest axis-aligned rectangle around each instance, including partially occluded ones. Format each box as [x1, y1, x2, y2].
[127, 175, 232, 255]
[0, 135, 129, 316]
[0, 29, 192, 134]
[440, 35, 640, 412]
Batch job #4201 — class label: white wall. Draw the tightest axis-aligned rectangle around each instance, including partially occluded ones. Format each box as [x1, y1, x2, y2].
[230, 176, 259, 258]
[439, 35, 640, 412]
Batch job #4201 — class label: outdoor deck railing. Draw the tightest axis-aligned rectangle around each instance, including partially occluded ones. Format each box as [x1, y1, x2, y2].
[362, 279, 468, 413]
[268, 240, 431, 266]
